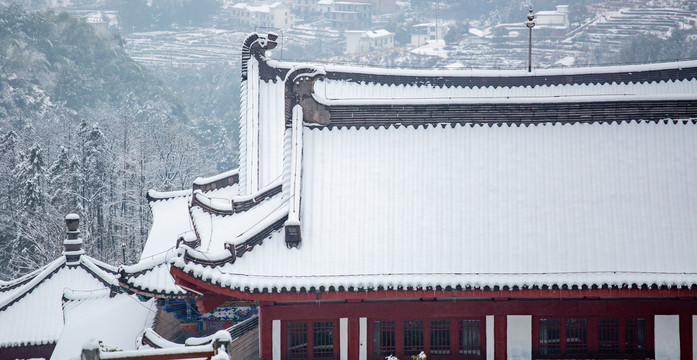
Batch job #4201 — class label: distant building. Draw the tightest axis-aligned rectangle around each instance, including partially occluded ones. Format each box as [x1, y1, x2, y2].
[69, 10, 119, 32]
[231, 2, 293, 29]
[411, 22, 447, 46]
[328, 1, 373, 29]
[315, 0, 333, 14]
[291, 0, 313, 16]
[368, 0, 397, 14]
[535, 5, 570, 29]
[345, 29, 394, 53]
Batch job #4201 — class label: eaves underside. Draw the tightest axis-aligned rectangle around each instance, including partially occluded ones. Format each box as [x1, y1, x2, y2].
[171, 268, 697, 303]
[317, 100, 697, 128]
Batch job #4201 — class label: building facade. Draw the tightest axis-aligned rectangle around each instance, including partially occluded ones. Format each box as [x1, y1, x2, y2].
[230, 2, 292, 29]
[411, 22, 447, 46]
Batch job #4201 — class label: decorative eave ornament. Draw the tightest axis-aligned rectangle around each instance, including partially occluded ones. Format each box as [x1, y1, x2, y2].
[63, 213, 84, 266]
[285, 220, 301, 249]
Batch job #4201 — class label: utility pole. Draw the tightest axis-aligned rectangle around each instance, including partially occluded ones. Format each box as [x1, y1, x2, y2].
[526, 6, 536, 73]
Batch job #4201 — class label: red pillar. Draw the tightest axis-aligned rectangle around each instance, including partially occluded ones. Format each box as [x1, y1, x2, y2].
[259, 304, 273, 360]
[494, 315, 507, 360]
[680, 313, 692, 360]
[348, 318, 360, 360]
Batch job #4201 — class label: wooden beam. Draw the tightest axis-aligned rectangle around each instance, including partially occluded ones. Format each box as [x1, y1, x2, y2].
[171, 267, 697, 303]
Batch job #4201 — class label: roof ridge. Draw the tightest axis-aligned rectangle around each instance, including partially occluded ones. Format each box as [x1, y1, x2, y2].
[0, 257, 66, 312]
[146, 188, 191, 203]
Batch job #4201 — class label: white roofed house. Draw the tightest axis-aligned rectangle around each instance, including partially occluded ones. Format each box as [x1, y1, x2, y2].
[230, 2, 293, 30]
[128, 33, 697, 360]
[328, 1, 373, 29]
[345, 29, 394, 54]
[411, 22, 448, 46]
[535, 5, 569, 29]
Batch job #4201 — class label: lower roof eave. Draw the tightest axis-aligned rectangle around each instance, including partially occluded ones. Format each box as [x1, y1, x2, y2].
[170, 268, 697, 304]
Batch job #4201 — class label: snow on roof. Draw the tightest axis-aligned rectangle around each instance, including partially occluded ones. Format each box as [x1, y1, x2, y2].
[365, 29, 393, 38]
[193, 169, 239, 186]
[443, 62, 465, 70]
[312, 77, 697, 105]
[141, 194, 194, 261]
[173, 120, 697, 292]
[147, 189, 191, 201]
[50, 290, 156, 360]
[164, 37, 697, 295]
[469, 28, 485, 37]
[301, 59, 697, 80]
[120, 250, 186, 298]
[0, 256, 119, 347]
[190, 183, 287, 252]
[410, 39, 448, 58]
[554, 56, 575, 67]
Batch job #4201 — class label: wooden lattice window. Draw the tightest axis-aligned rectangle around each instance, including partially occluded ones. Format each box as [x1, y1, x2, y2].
[539, 318, 561, 355]
[458, 319, 482, 356]
[430, 320, 451, 355]
[404, 320, 424, 356]
[373, 321, 395, 357]
[565, 318, 587, 354]
[313, 321, 334, 358]
[598, 318, 620, 354]
[288, 322, 308, 359]
[285, 320, 336, 360]
[625, 318, 647, 355]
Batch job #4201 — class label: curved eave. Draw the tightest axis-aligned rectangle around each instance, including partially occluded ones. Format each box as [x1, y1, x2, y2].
[193, 169, 240, 192]
[146, 189, 191, 204]
[170, 268, 697, 303]
[119, 280, 189, 300]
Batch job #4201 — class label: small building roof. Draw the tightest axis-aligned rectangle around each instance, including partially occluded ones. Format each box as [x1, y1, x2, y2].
[0, 255, 119, 348]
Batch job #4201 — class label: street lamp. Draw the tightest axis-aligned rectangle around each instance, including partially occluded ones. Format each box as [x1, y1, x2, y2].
[525, 5, 536, 72]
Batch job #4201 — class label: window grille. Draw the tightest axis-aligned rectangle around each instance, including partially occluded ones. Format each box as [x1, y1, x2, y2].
[373, 321, 395, 357]
[598, 319, 620, 354]
[539, 318, 561, 355]
[404, 320, 424, 356]
[625, 318, 647, 355]
[313, 321, 334, 358]
[288, 322, 308, 359]
[430, 320, 451, 355]
[458, 319, 481, 356]
[565, 318, 586, 354]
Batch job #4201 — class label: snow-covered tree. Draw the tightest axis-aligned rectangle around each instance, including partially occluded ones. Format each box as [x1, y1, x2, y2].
[14, 143, 46, 212]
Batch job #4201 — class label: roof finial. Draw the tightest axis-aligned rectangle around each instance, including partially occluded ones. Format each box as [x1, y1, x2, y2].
[63, 214, 84, 266]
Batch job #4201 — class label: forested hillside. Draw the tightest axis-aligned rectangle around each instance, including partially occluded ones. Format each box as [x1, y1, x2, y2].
[0, 4, 218, 277]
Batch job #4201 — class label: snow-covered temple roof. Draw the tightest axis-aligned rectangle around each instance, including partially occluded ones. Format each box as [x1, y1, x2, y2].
[0, 216, 122, 349]
[119, 251, 187, 298]
[50, 289, 156, 359]
[146, 33, 697, 300]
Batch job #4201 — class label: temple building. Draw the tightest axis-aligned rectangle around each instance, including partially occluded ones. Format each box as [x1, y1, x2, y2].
[114, 33, 697, 359]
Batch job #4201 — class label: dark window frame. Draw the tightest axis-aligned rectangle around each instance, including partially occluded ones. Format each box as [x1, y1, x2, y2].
[283, 320, 339, 360]
[533, 316, 653, 358]
[369, 317, 485, 360]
